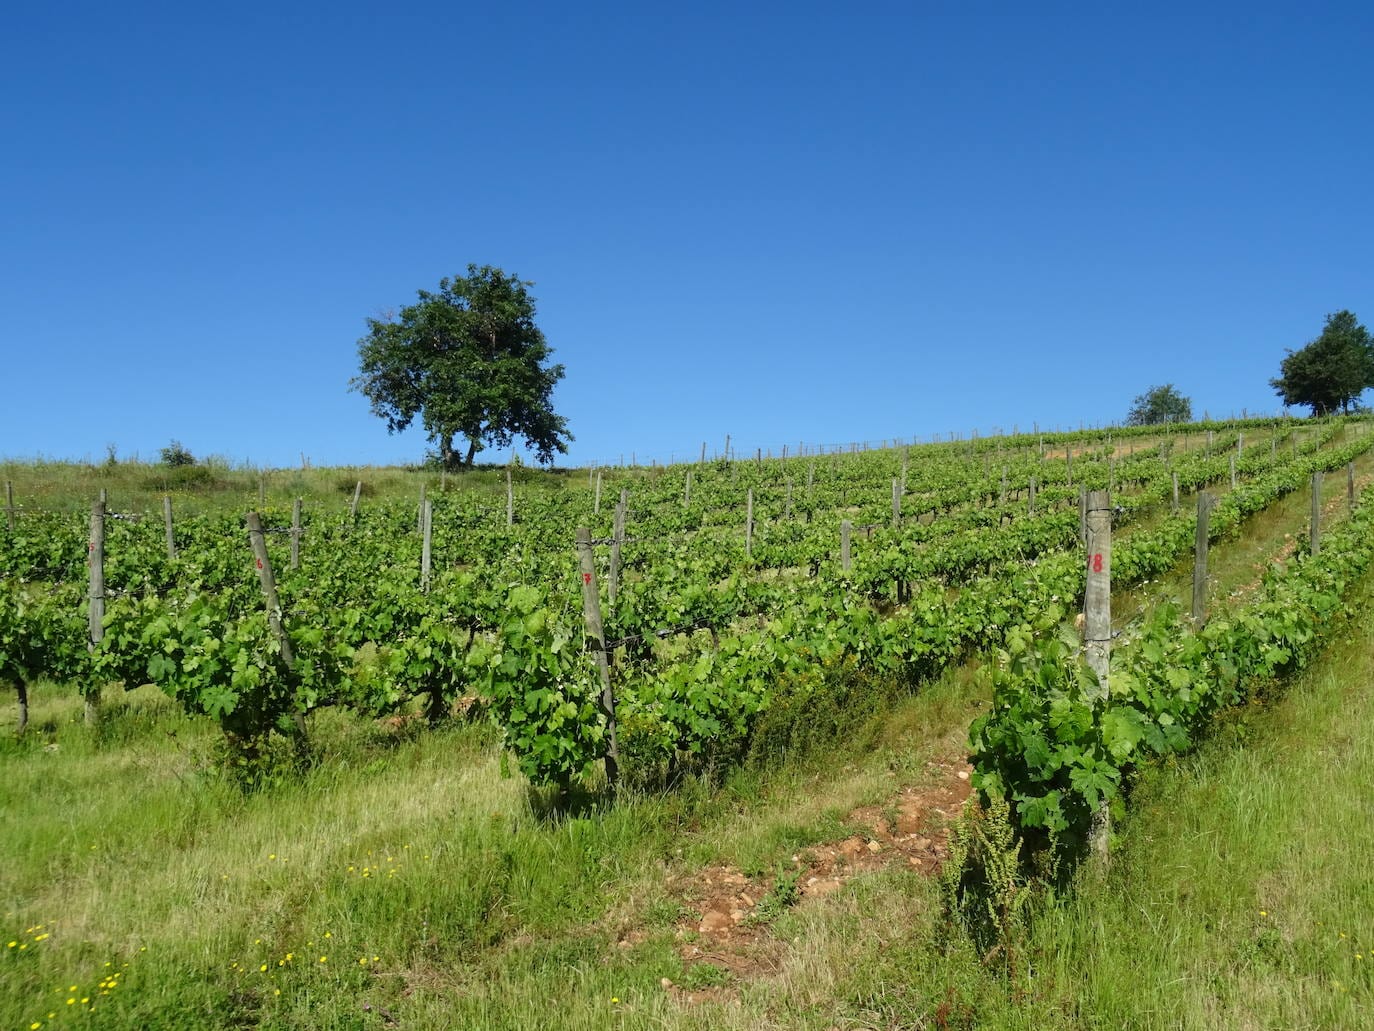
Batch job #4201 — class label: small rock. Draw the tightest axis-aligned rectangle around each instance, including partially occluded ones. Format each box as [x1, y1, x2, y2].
[699, 910, 732, 933]
[660, 978, 674, 989]
[867, 840, 882, 853]
[957, 770, 970, 781]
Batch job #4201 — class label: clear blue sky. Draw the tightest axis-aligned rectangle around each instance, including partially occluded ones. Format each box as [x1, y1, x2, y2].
[3, 2, 1371, 468]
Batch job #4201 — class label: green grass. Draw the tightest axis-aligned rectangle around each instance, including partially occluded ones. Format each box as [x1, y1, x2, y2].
[10, 582, 1371, 1029]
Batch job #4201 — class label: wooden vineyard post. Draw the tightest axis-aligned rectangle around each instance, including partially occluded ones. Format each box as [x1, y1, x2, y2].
[86, 497, 106, 725]
[1348, 461, 1356, 512]
[506, 469, 514, 527]
[1237, 432, 1244, 458]
[755, 447, 762, 468]
[891, 479, 901, 529]
[609, 490, 627, 606]
[1310, 471, 1322, 556]
[349, 480, 362, 522]
[1083, 491, 1112, 690]
[247, 512, 307, 741]
[5, 481, 13, 532]
[807, 461, 815, 493]
[724, 434, 731, 462]
[1083, 489, 1112, 864]
[745, 488, 754, 559]
[785, 477, 793, 520]
[290, 499, 303, 570]
[163, 496, 177, 560]
[699, 441, 707, 467]
[684, 470, 692, 507]
[1192, 493, 1215, 624]
[594, 469, 602, 516]
[575, 527, 619, 787]
[1206, 430, 1214, 457]
[417, 483, 426, 535]
[420, 499, 433, 592]
[840, 519, 852, 573]
[1172, 471, 1180, 515]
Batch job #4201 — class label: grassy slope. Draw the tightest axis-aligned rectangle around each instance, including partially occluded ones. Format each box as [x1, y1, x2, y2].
[4, 438, 1373, 1029]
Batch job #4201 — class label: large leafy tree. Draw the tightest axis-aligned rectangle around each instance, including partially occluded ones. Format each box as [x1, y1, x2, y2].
[1271, 310, 1374, 416]
[1126, 383, 1192, 426]
[352, 265, 572, 467]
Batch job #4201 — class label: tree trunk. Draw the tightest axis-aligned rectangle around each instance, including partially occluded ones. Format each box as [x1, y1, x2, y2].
[464, 438, 478, 468]
[438, 434, 455, 469]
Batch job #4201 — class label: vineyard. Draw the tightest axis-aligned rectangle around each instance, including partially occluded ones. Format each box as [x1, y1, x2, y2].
[3, 417, 1373, 1029]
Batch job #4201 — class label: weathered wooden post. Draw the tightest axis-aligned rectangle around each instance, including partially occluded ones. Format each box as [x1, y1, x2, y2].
[594, 469, 602, 516]
[1192, 493, 1215, 624]
[163, 496, 177, 560]
[417, 483, 426, 535]
[699, 441, 707, 467]
[745, 488, 754, 558]
[86, 497, 106, 725]
[1310, 470, 1322, 556]
[608, 489, 628, 606]
[420, 499, 433, 591]
[1084, 489, 1112, 863]
[247, 511, 307, 740]
[290, 498, 302, 570]
[349, 480, 362, 522]
[575, 527, 619, 787]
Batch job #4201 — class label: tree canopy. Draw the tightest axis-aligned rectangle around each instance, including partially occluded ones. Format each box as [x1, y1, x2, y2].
[1125, 383, 1192, 426]
[1271, 310, 1373, 416]
[352, 266, 572, 468]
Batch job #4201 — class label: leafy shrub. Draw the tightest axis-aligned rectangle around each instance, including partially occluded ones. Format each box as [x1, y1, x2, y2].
[160, 440, 196, 467]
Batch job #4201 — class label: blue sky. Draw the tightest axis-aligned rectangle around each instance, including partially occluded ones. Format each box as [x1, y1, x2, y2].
[3, 2, 1371, 468]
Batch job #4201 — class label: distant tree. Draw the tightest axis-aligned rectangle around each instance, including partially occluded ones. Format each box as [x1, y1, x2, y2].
[159, 440, 196, 467]
[1271, 310, 1374, 416]
[351, 265, 572, 468]
[1126, 384, 1192, 426]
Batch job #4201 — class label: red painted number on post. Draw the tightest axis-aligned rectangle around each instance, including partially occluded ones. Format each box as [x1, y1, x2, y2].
[1091, 553, 1103, 573]
[583, 572, 592, 585]
[256, 558, 263, 570]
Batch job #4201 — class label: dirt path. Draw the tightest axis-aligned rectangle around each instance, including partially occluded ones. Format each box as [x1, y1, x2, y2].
[649, 751, 974, 1003]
